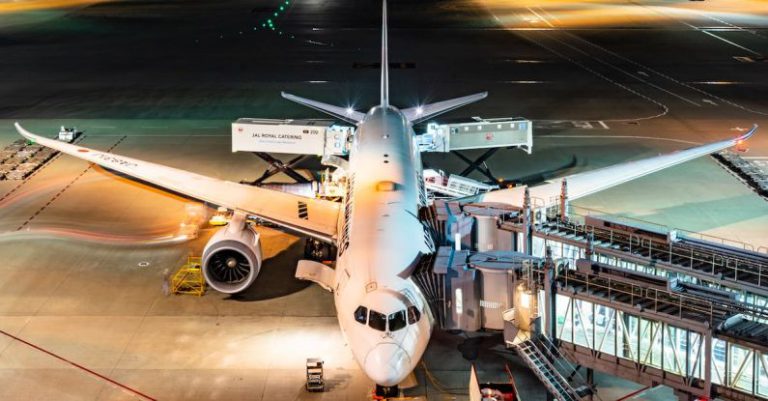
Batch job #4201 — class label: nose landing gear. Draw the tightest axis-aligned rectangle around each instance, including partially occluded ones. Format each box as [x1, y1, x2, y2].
[373, 384, 399, 399]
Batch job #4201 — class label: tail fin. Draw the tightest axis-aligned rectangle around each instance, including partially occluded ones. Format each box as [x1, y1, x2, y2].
[402, 92, 488, 124]
[380, 0, 389, 107]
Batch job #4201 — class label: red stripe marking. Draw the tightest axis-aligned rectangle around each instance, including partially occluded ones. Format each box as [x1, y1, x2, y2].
[0, 328, 157, 401]
[615, 385, 652, 401]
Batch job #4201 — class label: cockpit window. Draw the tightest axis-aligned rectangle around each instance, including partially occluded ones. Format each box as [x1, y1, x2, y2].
[407, 306, 421, 324]
[369, 310, 387, 331]
[388, 310, 407, 331]
[354, 306, 368, 324]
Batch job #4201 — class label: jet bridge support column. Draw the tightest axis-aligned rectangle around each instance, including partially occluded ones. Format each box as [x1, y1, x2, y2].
[523, 188, 533, 255]
[560, 178, 568, 224]
[703, 330, 713, 397]
[544, 246, 557, 340]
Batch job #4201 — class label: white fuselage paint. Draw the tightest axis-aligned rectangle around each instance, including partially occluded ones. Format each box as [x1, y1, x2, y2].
[333, 105, 434, 387]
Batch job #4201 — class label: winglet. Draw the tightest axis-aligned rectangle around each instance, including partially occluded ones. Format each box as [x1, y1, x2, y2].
[14, 122, 36, 143]
[737, 124, 758, 142]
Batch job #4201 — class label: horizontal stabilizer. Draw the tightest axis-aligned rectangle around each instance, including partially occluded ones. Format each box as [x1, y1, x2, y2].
[281, 92, 365, 125]
[402, 92, 488, 124]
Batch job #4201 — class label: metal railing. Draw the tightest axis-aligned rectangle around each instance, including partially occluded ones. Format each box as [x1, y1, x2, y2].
[557, 268, 721, 327]
[535, 217, 768, 290]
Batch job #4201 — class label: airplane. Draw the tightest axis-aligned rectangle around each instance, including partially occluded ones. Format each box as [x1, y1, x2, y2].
[13, 0, 757, 394]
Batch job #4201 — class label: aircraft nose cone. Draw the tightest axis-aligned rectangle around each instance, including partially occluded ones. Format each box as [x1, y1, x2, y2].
[364, 343, 411, 387]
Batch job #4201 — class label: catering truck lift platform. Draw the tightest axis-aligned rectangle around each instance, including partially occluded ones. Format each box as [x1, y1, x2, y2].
[231, 118, 352, 186]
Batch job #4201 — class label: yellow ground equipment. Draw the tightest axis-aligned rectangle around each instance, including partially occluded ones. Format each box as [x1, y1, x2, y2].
[171, 257, 206, 296]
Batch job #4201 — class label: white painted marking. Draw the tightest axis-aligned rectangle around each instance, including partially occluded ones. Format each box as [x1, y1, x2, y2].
[637, 71, 649, 77]
[681, 21, 762, 56]
[572, 121, 593, 129]
[527, 7, 555, 28]
[598, 121, 609, 130]
[702, 99, 718, 106]
[691, 81, 743, 85]
[684, 8, 767, 40]
[733, 56, 755, 63]
[561, 30, 768, 116]
[535, 6, 561, 24]
[499, 80, 548, 84]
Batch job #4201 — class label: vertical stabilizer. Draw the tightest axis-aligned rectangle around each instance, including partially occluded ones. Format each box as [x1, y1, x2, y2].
[380, 0, 389, 107]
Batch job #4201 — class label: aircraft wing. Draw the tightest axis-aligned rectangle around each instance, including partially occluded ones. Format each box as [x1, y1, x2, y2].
[15, 123, 340, 242]
[480, 125, 758, 208]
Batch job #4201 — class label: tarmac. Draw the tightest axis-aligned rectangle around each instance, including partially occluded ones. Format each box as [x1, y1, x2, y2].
[0, 0, 767, 400]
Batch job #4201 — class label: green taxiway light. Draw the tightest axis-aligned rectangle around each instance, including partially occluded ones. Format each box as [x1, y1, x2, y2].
[279, 6, 284, 11]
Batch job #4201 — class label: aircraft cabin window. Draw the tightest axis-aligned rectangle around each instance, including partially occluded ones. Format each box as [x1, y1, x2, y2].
[369, 310, 387, 331]
[407, 306, 421, 324]
[354, 306, 368, 324]
[388, 310, 407, 331]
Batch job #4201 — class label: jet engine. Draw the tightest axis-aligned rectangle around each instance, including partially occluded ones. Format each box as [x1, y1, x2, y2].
[202, 212, 262, 294]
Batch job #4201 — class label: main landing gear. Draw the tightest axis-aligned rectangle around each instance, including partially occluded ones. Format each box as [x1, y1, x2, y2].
[304, 238, 337, 263]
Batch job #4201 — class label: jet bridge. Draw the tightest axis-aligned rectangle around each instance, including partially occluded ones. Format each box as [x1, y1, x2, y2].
[422, 196, 768, 401]
[418, 118, 532, 154]
[418, 117, 533, 183]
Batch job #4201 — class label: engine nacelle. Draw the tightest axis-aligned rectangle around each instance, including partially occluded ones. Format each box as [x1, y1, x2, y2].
[202, 212, 262, 294]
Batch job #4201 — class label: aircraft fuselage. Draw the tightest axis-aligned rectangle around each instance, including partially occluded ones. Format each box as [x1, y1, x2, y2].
[333, 105, 434, 386]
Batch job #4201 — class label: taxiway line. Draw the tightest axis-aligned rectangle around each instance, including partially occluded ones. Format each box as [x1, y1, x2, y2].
[564, 30, 768, 117]
[544, 31, 703, 107]
[507, 23, 669, 122]
[682, 21, 763, 56]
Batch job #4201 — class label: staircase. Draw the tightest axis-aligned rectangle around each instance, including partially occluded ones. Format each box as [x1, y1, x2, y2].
[514, 339, 584, 401]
